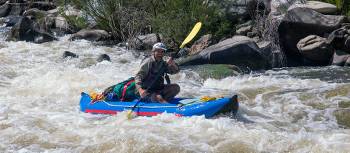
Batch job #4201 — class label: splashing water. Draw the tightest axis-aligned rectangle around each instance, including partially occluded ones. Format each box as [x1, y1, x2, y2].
[0, 36, 350, 153]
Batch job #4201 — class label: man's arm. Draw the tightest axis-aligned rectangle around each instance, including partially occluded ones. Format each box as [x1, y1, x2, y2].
[166, 58, 180, 74]
[135, 61, 149, 97]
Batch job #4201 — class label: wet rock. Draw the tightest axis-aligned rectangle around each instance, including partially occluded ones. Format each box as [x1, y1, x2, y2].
[332, 50, 350, 66]
[8, 3, 25, 16]
[278, 7, 345, 66]
[69, 29, 110, 41]
[177, 36, 270, 70]
[327, 25, 350, 53]
[334, 109, 350, 128]
[7, 16, 57, 43]
[297, 35, 333, 64]
[189, 34, 213, 55]
[296, 1, 337, 14]
[0, 2, 9, 17]
[130, 33, 161, 50]
[183, 64, 242, 80]
[63, 51, 78, 58]
[4, 15, 22, 27]
[96, 54, 111, 62]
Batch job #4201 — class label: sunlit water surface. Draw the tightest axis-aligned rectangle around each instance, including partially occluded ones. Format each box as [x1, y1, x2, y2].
[0, 36, 350, 153]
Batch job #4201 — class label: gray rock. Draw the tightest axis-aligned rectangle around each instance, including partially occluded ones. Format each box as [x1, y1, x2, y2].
[63, 51, 79, 58]
[278, 7, 345, 66]
[236, 25, 252, 36]
[69, 29, 110, 41]
[130, 33, 161, 50]
[327, 25, 350, 53]
[0, 2, 10, 17]
[177, 36, 269, 70]
[55, 16, 69, 31]
[97, 54, 111, 62]
[297, 35, 333, 64]
[189, 34, 213, 55]
[7, 16, 57, 43]
[332, 50, 350, 66]
[8, 3, 25, 16]
[291, 1, 337, 14]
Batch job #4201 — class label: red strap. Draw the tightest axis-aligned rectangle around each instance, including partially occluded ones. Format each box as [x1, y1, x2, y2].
[121, 80, 134, 101]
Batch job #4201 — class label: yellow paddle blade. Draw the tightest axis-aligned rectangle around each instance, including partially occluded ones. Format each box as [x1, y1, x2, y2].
[127, 110, 135, 120]
[179, 22, 202, 49]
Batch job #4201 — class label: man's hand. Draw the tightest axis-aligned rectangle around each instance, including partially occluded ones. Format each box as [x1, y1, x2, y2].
[167, 58, 176, 66]
[138, 88, 148, 98]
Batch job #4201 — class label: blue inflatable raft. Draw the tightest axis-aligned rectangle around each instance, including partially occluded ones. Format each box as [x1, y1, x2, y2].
[79, 92, 239, 118]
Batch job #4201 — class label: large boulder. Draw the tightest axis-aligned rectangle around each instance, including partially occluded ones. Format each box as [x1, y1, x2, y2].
[332, 50, 350, 66]
[7, 16, 57, 43]
[297, 35, 333, 64]
[177, 36, 270, 70]
[295, 1, 337, 15]
[69, 29, 111, 41]
[189, 34, 213, 55]
[130, 33, 161, 50]
[278, 7, 345, 66]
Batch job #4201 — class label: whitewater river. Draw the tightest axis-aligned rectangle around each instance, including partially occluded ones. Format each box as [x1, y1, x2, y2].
[0, 36, 350, 153]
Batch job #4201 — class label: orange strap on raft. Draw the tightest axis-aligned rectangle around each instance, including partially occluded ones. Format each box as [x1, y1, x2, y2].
[121, 79, 134, 101]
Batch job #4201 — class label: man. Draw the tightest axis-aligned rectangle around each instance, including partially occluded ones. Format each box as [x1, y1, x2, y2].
[135, 42, 180, 103]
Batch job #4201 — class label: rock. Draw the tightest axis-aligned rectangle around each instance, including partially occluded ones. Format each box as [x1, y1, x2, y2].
[8, 3, 25, 16]
[0, 0, 6, 5]
[54, 16, 69, 32]
[327, 25, 350, 53]
[7, 16, 57, 43]
[4, 15, 22, 27]
[278, 7, 345, 66]
[334, 109, 350, 128]
[0, 2, 10, 17]
[189, 34, 213, 55]
[183, 64, 242, 80]
[130, 33, 161, 50]
[23, 8, 47, 19]
[257, 41, 272, 57]
[331, 50, 350, 66]
[297, 35, 333, 64]
[97, 54, 111, 62]
[69, 29, 110, 41]
[305, 1, 337, 14]
[236, 25, 252, 36]
[177, 36, 269, 70]
[29, 2, 56, 11]
[63, 51, 79, 58]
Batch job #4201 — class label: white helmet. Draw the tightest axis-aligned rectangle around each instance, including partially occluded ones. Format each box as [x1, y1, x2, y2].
[152, 42, 167, 51]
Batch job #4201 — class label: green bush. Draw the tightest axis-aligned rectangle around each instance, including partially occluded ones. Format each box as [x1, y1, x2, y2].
[59, 0, 234, 47]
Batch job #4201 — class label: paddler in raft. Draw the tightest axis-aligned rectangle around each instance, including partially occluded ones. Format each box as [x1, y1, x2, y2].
[135, 42, 180, 103]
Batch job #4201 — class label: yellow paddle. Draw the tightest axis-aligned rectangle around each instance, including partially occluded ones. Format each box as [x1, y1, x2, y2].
[127, 22, 202, 120]
[179, 22, 202, 49]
